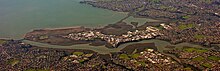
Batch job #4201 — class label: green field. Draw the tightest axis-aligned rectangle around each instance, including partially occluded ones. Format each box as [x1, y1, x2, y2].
[192, 56, 205, 61]
[119, 54, 130, 60]
[194, 34, 205, 39]
[183, 47, 208, 53]
[0, 39, 6, 44]
[178, 24, 195, 30]
[201, 63, 213, 68]
[7, 59, 20, 66]
[25, 69, 50, 71]
[208, 56, 220, 61]
[73, 52, 84, 56]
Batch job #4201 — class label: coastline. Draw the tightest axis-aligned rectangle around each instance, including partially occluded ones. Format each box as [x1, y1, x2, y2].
[23, 22, 220, 50]
[1, 0, 220, 70]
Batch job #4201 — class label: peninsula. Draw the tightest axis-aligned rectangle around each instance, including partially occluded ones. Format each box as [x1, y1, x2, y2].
[0, 0, 220, 71]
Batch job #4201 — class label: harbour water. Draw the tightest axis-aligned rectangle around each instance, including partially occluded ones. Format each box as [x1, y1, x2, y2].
[0, 0, 127, 39]
[23, 39, 208, 54]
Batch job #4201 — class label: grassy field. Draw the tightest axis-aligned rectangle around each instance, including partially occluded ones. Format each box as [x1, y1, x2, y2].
[182, 15, 191, 19]
[194, 34, 205, 39]
[7, 59, 20, 66]
[192, 56, 205, 61]
[25, 69, 50, 71]
[201, 63, 213, 68]
[0, 39, 6, 44]
[119, 54, 130, 60]
[183, 47, 208, 53]
[73, 52, 84, 56]
[178, 24, 195, 30]
[208, 56, 220, 61]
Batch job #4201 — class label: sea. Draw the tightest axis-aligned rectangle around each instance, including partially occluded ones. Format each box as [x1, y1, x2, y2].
[0, 0, 127, 39]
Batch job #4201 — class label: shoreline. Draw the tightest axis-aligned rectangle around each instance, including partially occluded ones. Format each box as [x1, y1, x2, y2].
[22, 22, 220, 49]
[35, 26, 84, 30]
[0, 38, 14, 40]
